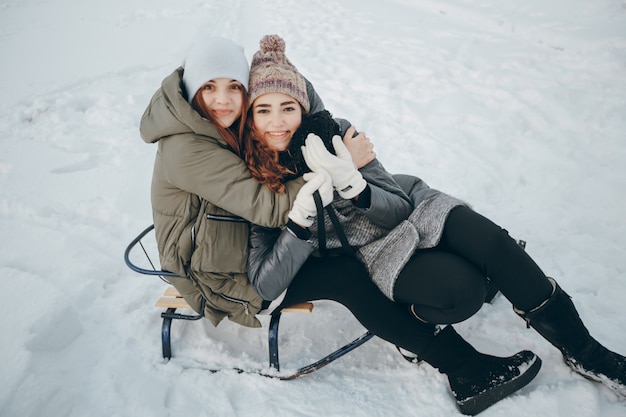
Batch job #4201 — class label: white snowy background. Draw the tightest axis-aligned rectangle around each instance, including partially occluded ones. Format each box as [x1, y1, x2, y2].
[1, 0, 625, 416]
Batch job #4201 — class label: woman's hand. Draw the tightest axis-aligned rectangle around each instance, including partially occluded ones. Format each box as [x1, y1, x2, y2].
[342, 126, 375, 168]
[302, 134, 367, 200]
[287, 170, 333, 228]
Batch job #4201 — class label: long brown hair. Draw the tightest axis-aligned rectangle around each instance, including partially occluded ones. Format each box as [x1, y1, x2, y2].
[192, 89, 249, 157]
[243, 113, 297, 193]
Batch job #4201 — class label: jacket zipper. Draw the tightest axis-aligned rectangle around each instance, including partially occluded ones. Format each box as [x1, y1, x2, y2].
[194, 203, 250, 315]
[217, 293, 250, 315]
[206, 213, 249, 223]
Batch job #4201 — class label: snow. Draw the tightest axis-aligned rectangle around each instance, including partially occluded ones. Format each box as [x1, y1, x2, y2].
[1, 0, 625, 416]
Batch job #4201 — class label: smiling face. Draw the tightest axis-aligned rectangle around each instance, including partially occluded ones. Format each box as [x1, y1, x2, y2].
[251, 92, 303, 151]
[197, 78, 245, 128]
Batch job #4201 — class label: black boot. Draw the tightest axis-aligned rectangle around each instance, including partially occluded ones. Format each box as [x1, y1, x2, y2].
[515, 277, 626, 397]
[418, 325, 542, 415]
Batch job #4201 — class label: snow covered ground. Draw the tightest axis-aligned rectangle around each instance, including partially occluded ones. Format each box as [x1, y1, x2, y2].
[1, 0, 625, 416]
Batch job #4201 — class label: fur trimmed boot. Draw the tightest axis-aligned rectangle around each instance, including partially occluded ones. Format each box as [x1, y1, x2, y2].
[515, 278, 626, 397]
[418, 325, 542, 415]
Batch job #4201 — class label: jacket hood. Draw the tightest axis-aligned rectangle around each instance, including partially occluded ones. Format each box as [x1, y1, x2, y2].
[140, 67, 223, 144]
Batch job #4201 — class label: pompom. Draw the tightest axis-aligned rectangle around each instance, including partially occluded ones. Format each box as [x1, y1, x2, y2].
[260, 34, 286, 53]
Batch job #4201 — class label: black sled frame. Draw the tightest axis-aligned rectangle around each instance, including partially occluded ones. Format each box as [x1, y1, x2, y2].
[124, 224, 374, 380]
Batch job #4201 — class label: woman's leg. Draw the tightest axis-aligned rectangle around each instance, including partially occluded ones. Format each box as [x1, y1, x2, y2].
[280, 255, 439, 354]
[393, 249, 488, 324]
[281, 255, 541, 414]
[441, 206, 626, 396]
[439, 206, 553, 311]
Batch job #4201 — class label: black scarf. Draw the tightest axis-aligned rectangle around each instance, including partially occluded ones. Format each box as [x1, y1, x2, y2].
[278, 110, 341, 181]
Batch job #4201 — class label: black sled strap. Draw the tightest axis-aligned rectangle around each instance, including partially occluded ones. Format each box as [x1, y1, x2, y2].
[313, 190, 354, 256]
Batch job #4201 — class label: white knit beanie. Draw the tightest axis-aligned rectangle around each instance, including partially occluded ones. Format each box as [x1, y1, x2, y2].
[182, 36, 249, 104]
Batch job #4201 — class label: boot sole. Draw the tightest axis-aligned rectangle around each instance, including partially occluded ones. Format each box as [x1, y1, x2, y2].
[456, 355, 542, 415]
[565, 359, 626, 398]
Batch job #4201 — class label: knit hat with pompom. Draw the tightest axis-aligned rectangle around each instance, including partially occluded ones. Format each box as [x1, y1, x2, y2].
[248, 35, 310, 113]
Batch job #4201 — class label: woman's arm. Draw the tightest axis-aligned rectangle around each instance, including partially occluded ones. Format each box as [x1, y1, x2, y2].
[247, 223, 314, 301]
[247, 171, 332, 300]
[340, 125, 376, 169]
[160, 135, 304, 227]
[336, 120, 412, 226]
[358, 159, 413, 229]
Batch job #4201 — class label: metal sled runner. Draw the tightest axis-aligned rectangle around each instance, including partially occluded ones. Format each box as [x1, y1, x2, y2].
[124, 224, 374, 379]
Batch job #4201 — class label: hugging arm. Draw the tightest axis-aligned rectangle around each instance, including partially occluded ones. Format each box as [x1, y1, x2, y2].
[159, 136, 304, 227]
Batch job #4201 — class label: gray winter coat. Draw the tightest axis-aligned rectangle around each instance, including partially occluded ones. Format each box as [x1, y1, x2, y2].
[248, 158, 412, 301]
[248, 171, 467, 303]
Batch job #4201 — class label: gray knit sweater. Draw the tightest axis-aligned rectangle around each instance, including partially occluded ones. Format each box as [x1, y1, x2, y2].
[359, 191, 467, 300]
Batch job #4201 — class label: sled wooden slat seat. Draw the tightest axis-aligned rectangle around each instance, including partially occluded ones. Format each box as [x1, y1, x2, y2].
[281, 303, 314, 313]
[156, 286, 314, 313]
[155, 291, 192, 309]
[125, 224, 373, 378]
[154, 286, 317, 370]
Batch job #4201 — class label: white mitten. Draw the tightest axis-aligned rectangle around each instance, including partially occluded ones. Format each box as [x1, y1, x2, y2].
[287, 170, 333, 227]
[302, 134, 367, 200]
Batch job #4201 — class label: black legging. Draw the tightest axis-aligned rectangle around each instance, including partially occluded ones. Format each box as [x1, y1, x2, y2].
[280, 205, 554, 354]
[280, 255, 441, 354]
[395, 206, 553, 320]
